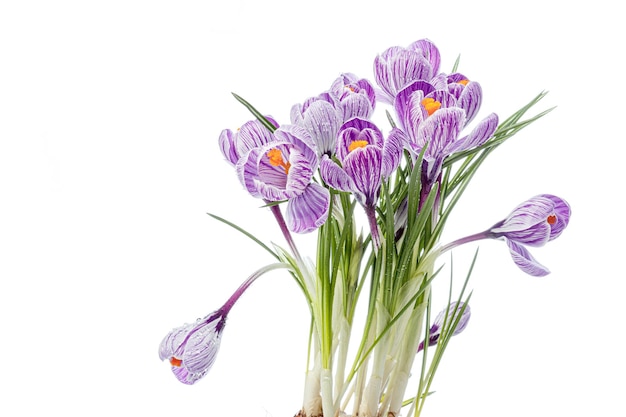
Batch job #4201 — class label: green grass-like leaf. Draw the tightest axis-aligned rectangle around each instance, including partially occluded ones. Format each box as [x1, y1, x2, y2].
[231, 92, 278, 133]
[207, 212, 278, 259]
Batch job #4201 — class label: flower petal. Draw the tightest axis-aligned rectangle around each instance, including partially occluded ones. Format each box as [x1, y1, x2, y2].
[457, 81, 483, 125]
[320, 155, 357, 194]
[394, 81, 434, 135]
[340, 93, 374, 122]
[286, 183, 330, 233]
[445, 112, 498, 155]
[343, 146, 382, 207]
[381, 128, 404, 178]
[408, 38, 441, 76]
[417, 107, 465, 158]
[538, 194, 571, 240]
[506, 238, 550, 277]
[218, 129, 239, 166]
[236, 117, 278, 156]
[159, 321, 196, 361]
[303, 100, 342, 156]
[182, 318, 224, 374]
[490, 196, 555, 246]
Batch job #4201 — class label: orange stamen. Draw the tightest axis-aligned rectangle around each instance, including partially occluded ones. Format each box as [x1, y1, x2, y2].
[458, 79, 469, 86]
[547, 214, 557, 225]
[348, 140, 368, 152]
[267, 148, 291, 174]
[421, 97, 441, 116]
[170, 357, 182, 367]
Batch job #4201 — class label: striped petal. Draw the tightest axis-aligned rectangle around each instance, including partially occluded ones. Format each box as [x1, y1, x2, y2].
[457, 81, 483, 125]
[417, 107, 465, 158]
[445, 113, 498, 155]
[343, 146, 382, 207]
[490, 195, 555, 246]
[218, 129, 239, 166]
[538, 194, 572, 240]
[286, 183, 330, 233]
[506, 238, 550, 277]
[303, 100, 342, 156]
[320, 155, 357, 194]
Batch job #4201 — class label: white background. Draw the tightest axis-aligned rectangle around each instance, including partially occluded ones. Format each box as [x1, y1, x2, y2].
[1, 1, 623, 416]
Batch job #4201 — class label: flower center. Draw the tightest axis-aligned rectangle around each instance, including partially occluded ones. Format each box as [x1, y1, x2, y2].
[266, 148, 291, 174]
[169, 357, 182, 367]
[421, 97, 441, 116]
[547, 214, 557, 225]
[458, 79, 469, 86]
[348, 140, 368, 152]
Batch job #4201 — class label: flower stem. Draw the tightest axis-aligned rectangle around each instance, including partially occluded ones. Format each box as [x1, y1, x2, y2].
[221, 262, 291, 315]
[439, 230, 489, 254]
[269, 202, 304, 262]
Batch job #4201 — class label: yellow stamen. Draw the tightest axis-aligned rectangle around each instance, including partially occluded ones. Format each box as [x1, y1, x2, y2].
[267, 148, 291, 174]
[348, 140, 368, 152]
[421, 97, 441, 116]
[170, 357, 182, 367]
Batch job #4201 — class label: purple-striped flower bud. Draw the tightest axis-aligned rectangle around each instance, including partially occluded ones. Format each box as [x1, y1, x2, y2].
[418, 302, 471, 352]
[488, 194, 571, 276]
[159, 264, 287, 385]
[329, 73, 377, 121]
[159, 310, 226, 385]
[441, 194, 571, 277]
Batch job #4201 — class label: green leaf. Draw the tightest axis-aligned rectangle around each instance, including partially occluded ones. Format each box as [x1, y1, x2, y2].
[231, 92, 277, 133]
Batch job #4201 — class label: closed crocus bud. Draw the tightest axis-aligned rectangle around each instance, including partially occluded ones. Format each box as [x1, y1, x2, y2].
[159, 310, 226, 385]
[441, 194, 571, 277]
[159, 263, 289, 385]
[488, 194, 571, 276]
[418, 302, 471, 352]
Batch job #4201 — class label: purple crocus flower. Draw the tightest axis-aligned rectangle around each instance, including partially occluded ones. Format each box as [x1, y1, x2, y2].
[320, 118, 403, 247]
[418, 302, 471, 352]
[373, 38, 441, 104]
[236, 124, 330, 233]
[441, 194, 572, 276]
[487, 194, 571, 276]
[159, 263, 288, 385]
[159, 310, 226, 385]
[390, 80, 498, 205]
[329, 73, 377, 121]
[290, 74, 376, 158]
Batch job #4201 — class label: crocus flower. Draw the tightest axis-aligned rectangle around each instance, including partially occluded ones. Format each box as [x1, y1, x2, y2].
[159, 310, 226, 385]
[329, 73, 377, 121]
[418, 301, 471, 352]
[390, 80, 498, 205]
[441, 194, 571, 276]
[236, 124, 330, 233]
[290, 74, 376, 158]
[320, 118, 403, 247]
[159, 263, 289, 385]
[373, 38, 441, 104]
[488, 194, 571, 276]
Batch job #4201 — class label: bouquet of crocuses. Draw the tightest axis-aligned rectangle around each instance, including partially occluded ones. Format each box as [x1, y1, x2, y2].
[158, 38, 571, 417]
